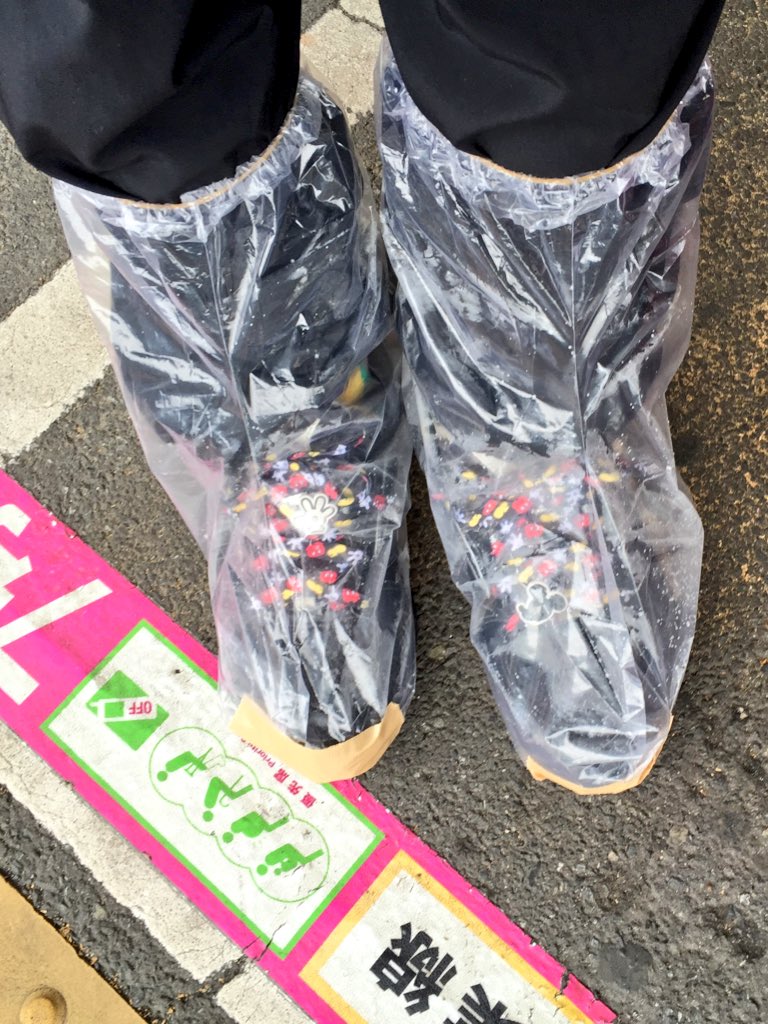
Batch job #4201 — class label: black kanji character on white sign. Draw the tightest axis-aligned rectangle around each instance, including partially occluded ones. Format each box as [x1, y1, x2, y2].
[371, 922, 458, 1015]
[444, 983, 521, 1024]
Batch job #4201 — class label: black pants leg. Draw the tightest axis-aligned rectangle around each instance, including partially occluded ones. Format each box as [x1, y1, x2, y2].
[0, 1, 725, 200]
[0, 0, 302, 202]
[381, 0, 726, 177]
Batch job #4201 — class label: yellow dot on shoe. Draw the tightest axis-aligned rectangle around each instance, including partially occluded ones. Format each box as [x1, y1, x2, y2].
[233, 503, 247, 513]
[571, 541, 588, 552]
[328, 544, 347, 558]
[599, 471, 620, 482]
[543, 465, 557, 478]
[290, 462, 300, 471]
[461, 470, 477, 480]
[493, 501, 510, 519]
[523, 479, 534, 488]
[307, 580, 324, 596]
[507, 557, 524, 566]
[468, 514, 482, 528]
[338, 497, 355, 508]
[282, 589, 295, 601]
[287, 551, 300, 559]
[540, 512, 559, 523]
[518, 566, 534, 584]
[252, 486, 268, 501]
[265, 453, 277, 463]
[309, 451, 320, 457]
[334, 519, 353, 527]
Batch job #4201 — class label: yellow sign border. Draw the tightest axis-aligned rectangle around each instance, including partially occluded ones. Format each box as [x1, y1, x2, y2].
[301, 851, 595, 1023]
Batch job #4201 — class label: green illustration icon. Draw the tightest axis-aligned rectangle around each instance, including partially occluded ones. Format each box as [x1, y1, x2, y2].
[87, 670, 169, 750]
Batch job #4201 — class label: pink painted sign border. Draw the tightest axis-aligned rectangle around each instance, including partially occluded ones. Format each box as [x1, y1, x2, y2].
[0, 468, 615, 1023]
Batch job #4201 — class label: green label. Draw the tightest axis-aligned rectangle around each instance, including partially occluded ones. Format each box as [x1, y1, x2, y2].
[87, 670, 169, 750]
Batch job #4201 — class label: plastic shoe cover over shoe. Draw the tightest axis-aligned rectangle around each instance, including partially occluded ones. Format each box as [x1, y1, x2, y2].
[54, 69, 415, 781]
[377, 43, 714, 793]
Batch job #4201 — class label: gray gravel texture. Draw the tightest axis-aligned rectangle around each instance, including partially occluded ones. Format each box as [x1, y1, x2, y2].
[1, 1, 767, 1023]
[301, 0, 339, 31]
[0, 123, 69, 320]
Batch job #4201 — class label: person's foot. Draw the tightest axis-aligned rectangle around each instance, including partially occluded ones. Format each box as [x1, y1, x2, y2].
[213, 345, 415, 774]
[378, 43, 714, 791]
[219, 408, 413, 749]
[56, 68, 416, 780]
[430, 439, 699, 792]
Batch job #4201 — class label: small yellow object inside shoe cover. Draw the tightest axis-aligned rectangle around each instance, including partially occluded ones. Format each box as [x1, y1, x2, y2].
[339, 363, 370, 405]
[229, 697, 405, 783]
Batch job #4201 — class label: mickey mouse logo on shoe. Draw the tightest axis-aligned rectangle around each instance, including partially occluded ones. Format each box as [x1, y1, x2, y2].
[516, 582, 567, 625]
[278, 493, 338, 537]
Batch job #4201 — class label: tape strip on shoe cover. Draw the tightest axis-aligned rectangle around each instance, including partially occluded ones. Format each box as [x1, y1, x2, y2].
[229, 698, 405, 783]
[525, 718, 673, 796]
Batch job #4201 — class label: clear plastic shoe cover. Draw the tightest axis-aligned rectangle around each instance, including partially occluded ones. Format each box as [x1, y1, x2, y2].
[54, 70, 415, 767]
[378, 44, 715, 792]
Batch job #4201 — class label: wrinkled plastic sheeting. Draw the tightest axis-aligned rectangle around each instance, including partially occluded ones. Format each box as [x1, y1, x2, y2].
[54, 71, 415, 749]
[378, 45, 714, 791]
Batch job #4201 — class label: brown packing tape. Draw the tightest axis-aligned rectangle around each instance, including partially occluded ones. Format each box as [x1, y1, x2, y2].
[525, 721, 672, 796]
[229, 698, 405, 783]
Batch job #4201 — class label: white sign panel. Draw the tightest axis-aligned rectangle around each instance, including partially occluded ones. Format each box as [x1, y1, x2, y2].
[303, 852, 594, 1023]
[43, 622, 381, 956]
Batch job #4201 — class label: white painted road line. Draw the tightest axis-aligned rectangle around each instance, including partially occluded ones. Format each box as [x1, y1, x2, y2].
[217, 962, 310, 1024]
[1, 716, 312, 1020]
[0, 261, 109, 463]
[0, 720, 239, 983]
